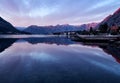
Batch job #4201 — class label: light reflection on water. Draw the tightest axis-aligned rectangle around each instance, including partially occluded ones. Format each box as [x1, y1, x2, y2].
[0, 36, 120, 83]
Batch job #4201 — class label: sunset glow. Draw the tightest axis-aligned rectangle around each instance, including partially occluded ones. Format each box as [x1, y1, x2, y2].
[0, 0, 120, 27]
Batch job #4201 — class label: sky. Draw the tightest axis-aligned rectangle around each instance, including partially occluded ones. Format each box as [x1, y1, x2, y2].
[0, 0, 120, 27]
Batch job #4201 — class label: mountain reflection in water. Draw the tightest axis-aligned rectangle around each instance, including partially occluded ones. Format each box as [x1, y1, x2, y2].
[0, 36, 120, 83]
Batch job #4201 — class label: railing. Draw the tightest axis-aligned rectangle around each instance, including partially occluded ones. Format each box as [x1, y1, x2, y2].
[76, 34, 120, 38]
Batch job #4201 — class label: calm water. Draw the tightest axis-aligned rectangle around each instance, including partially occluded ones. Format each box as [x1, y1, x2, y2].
[0, 36, 120, 83]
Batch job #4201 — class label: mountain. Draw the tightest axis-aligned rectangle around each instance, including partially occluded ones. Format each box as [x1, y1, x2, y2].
[24, 24, 84, 34]
[24, 23, 98, 34]
[0, 17, 20, 34]
[84, 23, 98, 30]
[0, 16, 96, 34]
[16, 27, 26, 31]
[96, 8, 120, 28]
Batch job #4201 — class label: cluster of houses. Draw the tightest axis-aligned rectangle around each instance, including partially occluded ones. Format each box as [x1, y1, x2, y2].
[89, 23, 120, 35]
[110, 24, 120, 35]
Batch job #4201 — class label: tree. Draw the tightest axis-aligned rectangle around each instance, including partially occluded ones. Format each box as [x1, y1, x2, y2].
[118, 26, 120, 34]
[82, 30, 89, 35]
[99, 23, 109, 33]
[89, 27, 94, 34]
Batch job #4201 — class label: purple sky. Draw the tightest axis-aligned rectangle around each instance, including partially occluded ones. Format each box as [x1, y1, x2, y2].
[0, 0, 120, 27]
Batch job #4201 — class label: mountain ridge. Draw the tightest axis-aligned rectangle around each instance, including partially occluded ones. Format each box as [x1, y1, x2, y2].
[0, 17, 20, 34]
[96, 8, 120, 28]
[24, 23, 98, 34]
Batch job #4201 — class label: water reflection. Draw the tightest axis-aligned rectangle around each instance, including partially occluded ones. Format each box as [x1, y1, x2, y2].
[82, 42, 120, 64]
[23, 36, 74, 45]
[0, 38, 17, 53]
[0, 36, 120, 83]
[0, 36, 74, 53]
[100, 45, 120, 63]
[0, 36, 119, 64]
